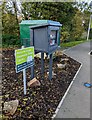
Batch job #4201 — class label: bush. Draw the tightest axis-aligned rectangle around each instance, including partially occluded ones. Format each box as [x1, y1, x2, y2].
[2, 34, 21, 47]
[60, 25, 70, 43]
[61, 31, 70, 43]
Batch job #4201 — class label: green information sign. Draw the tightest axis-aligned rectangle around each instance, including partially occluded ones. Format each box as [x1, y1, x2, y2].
[15, 47, 34, 73]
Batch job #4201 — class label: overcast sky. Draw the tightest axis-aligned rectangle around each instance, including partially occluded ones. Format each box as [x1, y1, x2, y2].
[76, 0, 92, 4]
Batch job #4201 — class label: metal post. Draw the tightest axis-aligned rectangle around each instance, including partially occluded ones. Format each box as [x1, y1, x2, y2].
[22, 46, 26, 95]
[87, 15, 92, 41]
[41, 52, 44, 75]
[49, 54, 53, 80]
[23, 69, 26, 95]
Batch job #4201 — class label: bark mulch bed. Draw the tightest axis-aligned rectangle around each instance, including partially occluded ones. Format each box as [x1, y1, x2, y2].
[2, 48, 81, 119]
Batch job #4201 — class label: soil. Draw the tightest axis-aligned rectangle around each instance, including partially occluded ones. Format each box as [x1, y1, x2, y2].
[2, 48, 81, 119]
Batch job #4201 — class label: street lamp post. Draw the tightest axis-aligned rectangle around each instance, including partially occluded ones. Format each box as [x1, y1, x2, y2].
[87, 15, 92, 41]
[87, 1, 92, 41]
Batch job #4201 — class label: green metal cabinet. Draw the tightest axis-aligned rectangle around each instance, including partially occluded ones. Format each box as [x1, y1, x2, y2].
[19, 20, 61, 47]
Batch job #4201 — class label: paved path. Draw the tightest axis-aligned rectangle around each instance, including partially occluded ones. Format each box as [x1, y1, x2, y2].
[54, 41, 91, 119]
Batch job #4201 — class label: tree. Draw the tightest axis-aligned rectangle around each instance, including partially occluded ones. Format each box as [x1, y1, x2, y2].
[70, 10, 84, 41]
[1, 1, 21, 46]
[2, 1, 89, 46]
[73, 1, 91, 31]
[2, 1, 19, 35]
[21, 2, 76, 23]
[12, 0, 19, 25]
[21, 2, 76, 41]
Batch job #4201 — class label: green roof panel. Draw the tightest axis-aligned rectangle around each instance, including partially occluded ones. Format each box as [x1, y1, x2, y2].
[20, 20, 48, 25]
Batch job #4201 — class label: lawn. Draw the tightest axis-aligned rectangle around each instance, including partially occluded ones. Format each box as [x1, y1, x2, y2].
[60, 40, 87, 49]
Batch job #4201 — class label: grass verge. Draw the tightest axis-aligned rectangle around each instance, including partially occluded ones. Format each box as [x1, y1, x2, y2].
[60, 40, 87, 49]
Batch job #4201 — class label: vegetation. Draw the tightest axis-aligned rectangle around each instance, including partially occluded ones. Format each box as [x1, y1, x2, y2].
[61, 40, 86, 49]
[2, 34, 21, 47]
[1, 1, 92, 47]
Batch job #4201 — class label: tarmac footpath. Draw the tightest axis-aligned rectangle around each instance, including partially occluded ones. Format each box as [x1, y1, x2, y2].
[54, 41, 91, 119]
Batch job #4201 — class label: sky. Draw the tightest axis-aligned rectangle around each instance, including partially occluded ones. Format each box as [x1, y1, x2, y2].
[76, 0, 92, 4]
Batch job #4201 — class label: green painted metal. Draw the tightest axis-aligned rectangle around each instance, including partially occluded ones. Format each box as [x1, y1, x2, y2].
[19, 20, 61, 47]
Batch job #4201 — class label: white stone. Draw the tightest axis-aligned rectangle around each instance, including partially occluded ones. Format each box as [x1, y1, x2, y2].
[27, 78, 41, 87]
[60, 58, 69, 62]
[57, 64, 66, 69]
[4, 100, 19, 115]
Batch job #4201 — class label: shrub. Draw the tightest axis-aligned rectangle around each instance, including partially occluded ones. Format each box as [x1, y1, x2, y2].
[61, 31, 70, 43]
[2, 34, 21, 47]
